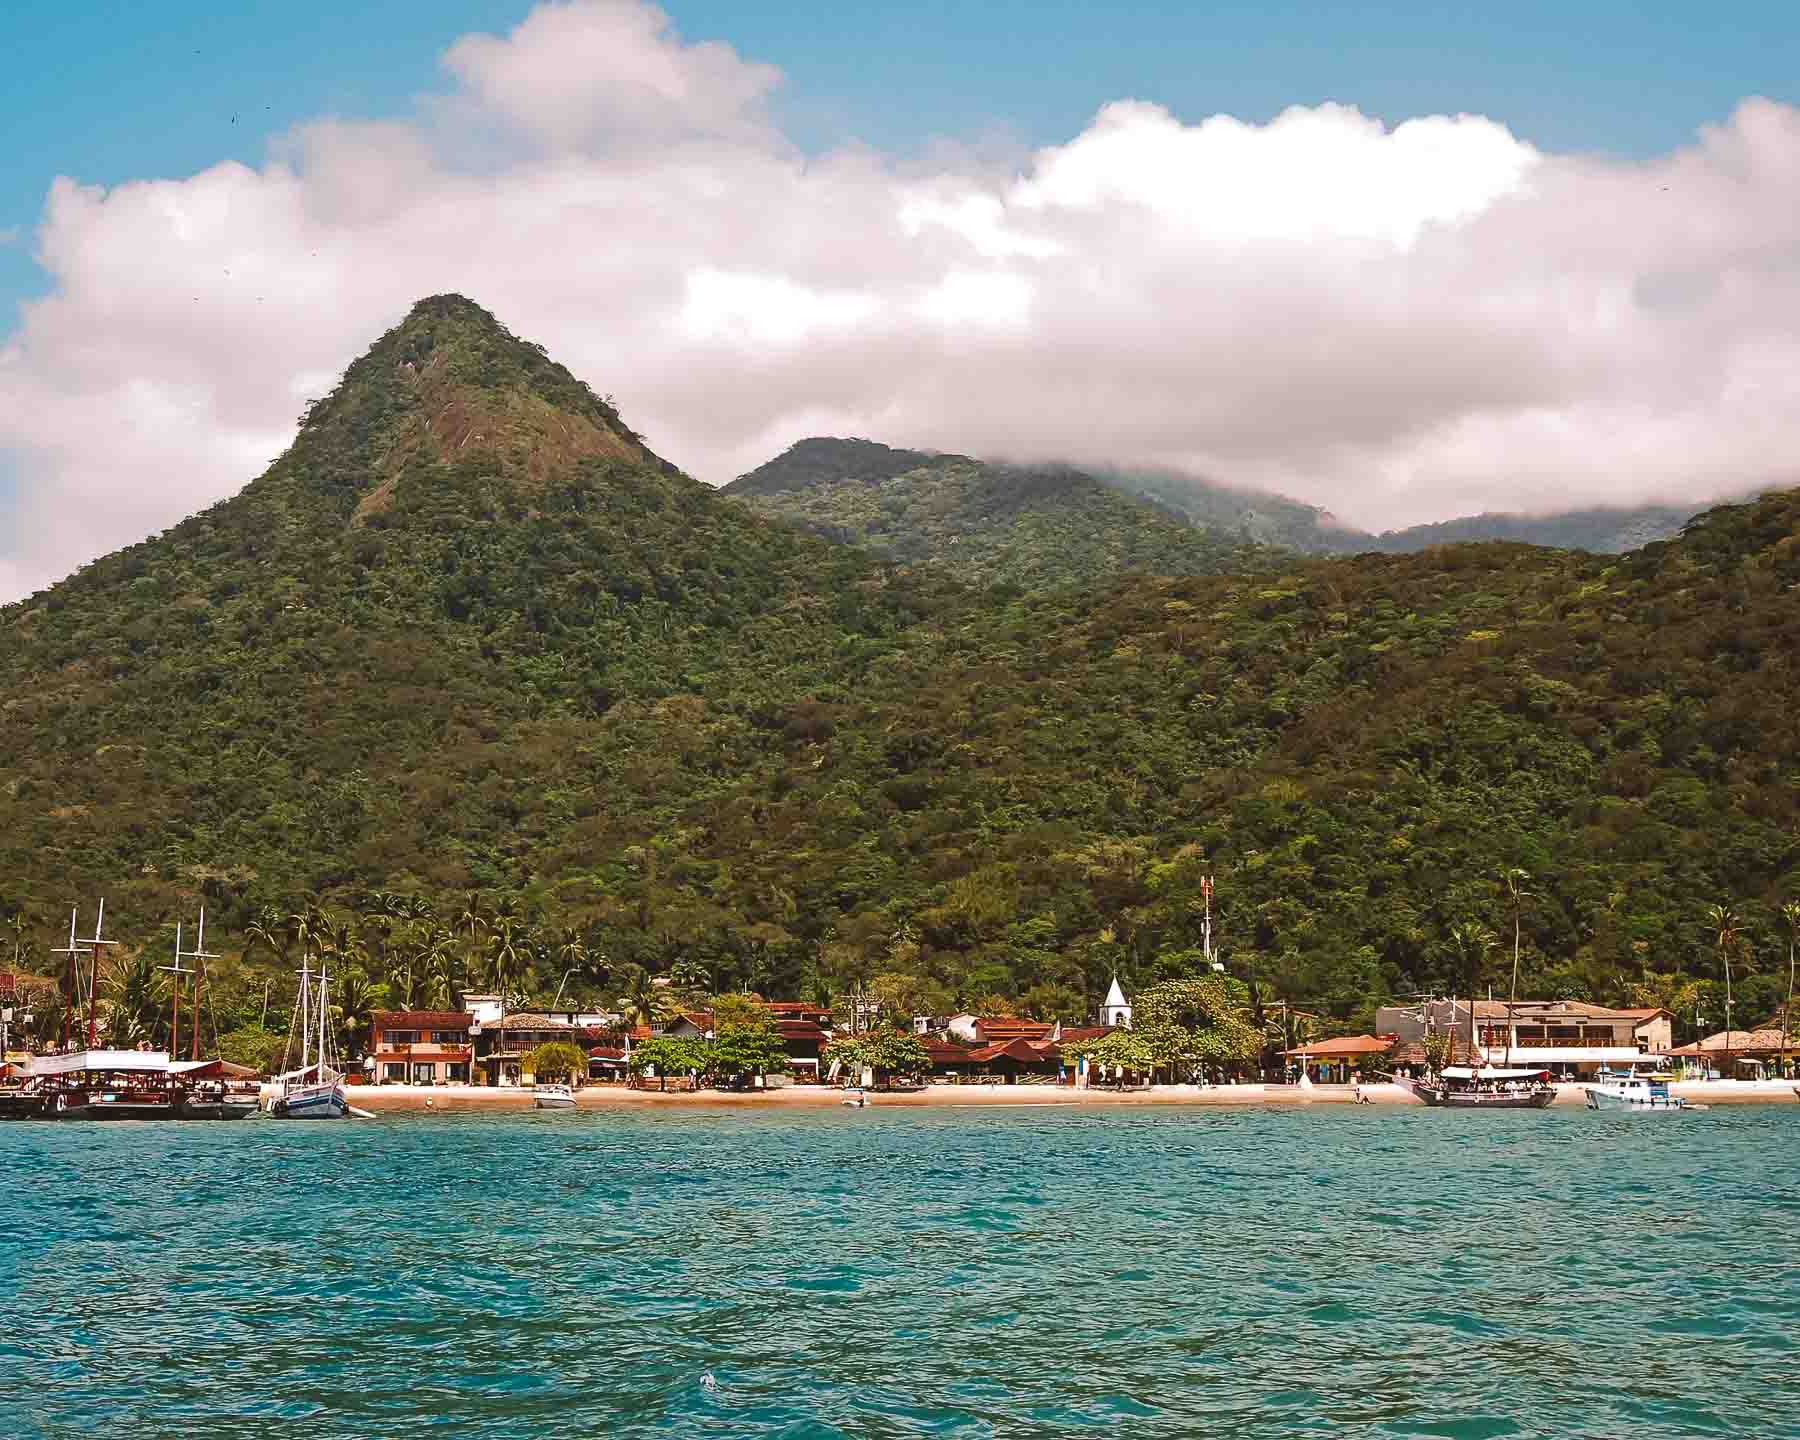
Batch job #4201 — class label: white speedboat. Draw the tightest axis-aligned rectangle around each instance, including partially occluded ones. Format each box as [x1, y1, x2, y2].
[533, 1083, 575, 1109]
[1584, 1072, 1689, 1112]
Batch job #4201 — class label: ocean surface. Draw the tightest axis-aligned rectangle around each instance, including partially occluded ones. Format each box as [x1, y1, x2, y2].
[3, 1102, 1797, 1439]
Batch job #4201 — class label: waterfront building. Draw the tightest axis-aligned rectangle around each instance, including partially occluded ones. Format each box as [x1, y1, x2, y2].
[472, 1011, 598, 1086]
[1666, 1026, 1799, 1078]
[1376, 999, 1672, 1078]
[925, 1035, 1063, 1083]
[367, 1010, 475, 1085]
[1281, 1034, 1396, 1083]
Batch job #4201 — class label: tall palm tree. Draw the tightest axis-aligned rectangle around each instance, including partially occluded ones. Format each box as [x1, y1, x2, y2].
[615, 962, 678, 1031]
[1447, 921, 1496, 1059]
[6, 904, 36, 971]
[454, 891, 487, 1000]
[486, 918, 528, 1000]
[330, 966, 386, 1059]
[106, 951, 167, 1049]
[1705, 903, 1743, 1074]
[286, 901, 327, 969]
[1780, 900, 1800, 1070]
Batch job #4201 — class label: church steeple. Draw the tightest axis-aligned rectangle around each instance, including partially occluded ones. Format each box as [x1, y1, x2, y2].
[1100, 975, 1132, 1028]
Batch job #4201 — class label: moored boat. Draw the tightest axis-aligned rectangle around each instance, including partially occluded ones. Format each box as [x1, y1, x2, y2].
[1584, 1071, 1690, 1111]
[532, 1082, 575, 1109]
[1413, 1064, 1557, 1109]
[268, 959, 349, 1120]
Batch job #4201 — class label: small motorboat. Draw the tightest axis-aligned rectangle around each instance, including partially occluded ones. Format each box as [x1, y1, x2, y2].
[533, 1082, 576, 1110]
[1584, 1071, 1691, 1112]
[840, 1088, 869, 1108]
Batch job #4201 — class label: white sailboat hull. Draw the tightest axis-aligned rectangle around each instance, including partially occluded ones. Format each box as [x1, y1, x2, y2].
[270, 1079, 348, 1119]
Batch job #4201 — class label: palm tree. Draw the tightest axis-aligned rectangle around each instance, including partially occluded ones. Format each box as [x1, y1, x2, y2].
[421, 933, 456, 1011]
[286, 900, 327, 969]
[454, 891, 486, 1000]
[549, 926, 590, 1010]
[6, 904, 36, 970]
[1447, 921, 1496, 1059]
[1780, 900, 1800, 1071]
[486, 918, 528, 999]
[106, 951, 167, 1049]
[1705, 903, 1744, 1075]
[615, 962, 684, 1033]
[330, 967, 386, 1059]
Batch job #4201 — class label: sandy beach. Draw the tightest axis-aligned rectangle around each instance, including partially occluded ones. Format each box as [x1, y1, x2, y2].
[325, 1078, 1800, 1113]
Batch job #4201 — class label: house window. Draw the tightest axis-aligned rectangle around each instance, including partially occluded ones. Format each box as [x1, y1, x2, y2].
[382, 1062, 407, 1082]
[412, 1062, 436, 1085]
[445, 1062, 469, 1083]
[386, 1030, 421, 1046]
[431, 1030, 465, 1045]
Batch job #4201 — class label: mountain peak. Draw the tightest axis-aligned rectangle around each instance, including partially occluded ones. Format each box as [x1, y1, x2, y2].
[286, 295, 677, 523]
[726, 436, 963, 497]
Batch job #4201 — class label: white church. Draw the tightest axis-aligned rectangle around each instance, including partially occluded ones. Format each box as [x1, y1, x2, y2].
[1099, 976, 1132, 1028]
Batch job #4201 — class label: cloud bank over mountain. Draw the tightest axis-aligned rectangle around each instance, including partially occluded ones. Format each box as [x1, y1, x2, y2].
[3, 0, 1799, 599]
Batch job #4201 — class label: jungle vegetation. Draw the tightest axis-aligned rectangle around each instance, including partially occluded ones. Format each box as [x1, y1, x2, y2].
[2, 295, 1797, 1057]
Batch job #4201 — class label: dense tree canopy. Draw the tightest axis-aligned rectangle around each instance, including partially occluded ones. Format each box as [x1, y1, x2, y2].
[3, 296, 1797, 1049]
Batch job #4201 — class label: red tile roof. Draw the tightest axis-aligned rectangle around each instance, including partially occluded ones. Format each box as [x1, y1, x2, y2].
[966, 1037, 1062, 1065]
[975, 1018, 1054, 1041]
[775, 1019, 829, 1041]
[1282, 1034, 1395, 1058]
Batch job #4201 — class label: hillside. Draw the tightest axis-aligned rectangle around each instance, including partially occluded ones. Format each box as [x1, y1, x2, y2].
[3, 304, 1798, 1050]
[724, 438, 1274, 587]
[1362, 501, 1717, 554]
[745, 444, 1720, 562]
[1096, 464, 1730, 555]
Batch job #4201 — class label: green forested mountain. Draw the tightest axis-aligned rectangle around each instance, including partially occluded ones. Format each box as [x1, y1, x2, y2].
[1360, 501, 1723, 555]
[3, 298, 1798, 1050]
[725, 438, 1274, 587]
[1096, 463, 1734, 555]
[741, 442, 1724, 564]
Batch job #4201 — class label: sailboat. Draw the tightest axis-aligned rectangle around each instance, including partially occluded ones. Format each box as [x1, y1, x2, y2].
[1412, 993, 1556, 1109]
[268, 957, 348, 1119]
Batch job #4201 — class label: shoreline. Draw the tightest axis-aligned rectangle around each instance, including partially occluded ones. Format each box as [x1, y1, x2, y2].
[323, 1078, 1800, 1113]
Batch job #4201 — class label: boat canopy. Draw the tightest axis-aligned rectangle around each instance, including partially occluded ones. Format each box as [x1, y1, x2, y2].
[168, 1059, 246, 1079]
[25, 1049, 172, 1077]
[1440, 1065, 1550, 1081]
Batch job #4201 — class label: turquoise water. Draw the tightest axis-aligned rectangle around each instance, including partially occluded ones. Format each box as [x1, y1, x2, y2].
[3, 1104, 1797, 1438]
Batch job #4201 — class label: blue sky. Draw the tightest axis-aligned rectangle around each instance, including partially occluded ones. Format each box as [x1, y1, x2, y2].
[7, 0, 1800, 599]
[4, 0, 1797, 328]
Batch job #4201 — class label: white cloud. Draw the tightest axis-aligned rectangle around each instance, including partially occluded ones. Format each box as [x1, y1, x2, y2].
[4, 0, 1800, 600]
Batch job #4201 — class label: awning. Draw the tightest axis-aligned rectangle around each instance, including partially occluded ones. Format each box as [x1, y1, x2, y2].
[1440, 1065, 1550, 1080]
[26, 1049, 172, 1077]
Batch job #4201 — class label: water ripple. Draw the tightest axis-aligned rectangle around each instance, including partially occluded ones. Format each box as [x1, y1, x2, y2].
[3, 1104, 1797, 1438]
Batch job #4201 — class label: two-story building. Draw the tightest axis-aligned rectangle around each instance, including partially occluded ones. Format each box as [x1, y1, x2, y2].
[1375, 999, 1674, 1078]
[471, 1011, 602, 1086]
[367, 1010, 475, 1085]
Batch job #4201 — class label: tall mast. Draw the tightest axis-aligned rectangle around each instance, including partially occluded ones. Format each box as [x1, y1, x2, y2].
[1201, 875, 1214, 968]
[178, 908, 220, 1061]
[299, 955, 311, 1071]
[53, 907, 79, 1051]
[161, 923, 191, 1062]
